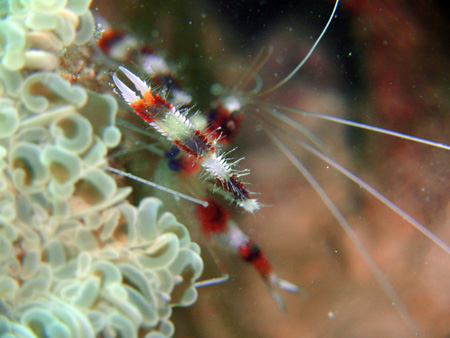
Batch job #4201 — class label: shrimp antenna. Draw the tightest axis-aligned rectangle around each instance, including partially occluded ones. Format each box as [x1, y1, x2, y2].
[264, 103, 450, 151]
[104, 166, 209, 207]
[266, 130, 419, 334]
[256, 0, 340, 98]
[231, 45, 273, 93]
[282, 131, 450, 255]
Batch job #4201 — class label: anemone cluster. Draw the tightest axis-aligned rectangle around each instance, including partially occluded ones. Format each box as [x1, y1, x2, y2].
[0, 1, 203, 337]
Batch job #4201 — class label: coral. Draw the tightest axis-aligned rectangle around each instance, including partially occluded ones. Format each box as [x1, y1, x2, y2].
[0, 1, 203, 337]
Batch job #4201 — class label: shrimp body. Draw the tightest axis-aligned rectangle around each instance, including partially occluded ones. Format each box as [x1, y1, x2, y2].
[93, 0, 450, 335]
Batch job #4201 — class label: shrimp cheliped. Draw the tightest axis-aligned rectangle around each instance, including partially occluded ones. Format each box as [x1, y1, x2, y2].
[113, 66, 261, 213]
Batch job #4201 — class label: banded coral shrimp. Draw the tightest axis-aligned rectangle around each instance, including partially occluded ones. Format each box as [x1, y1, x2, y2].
[91, 0, 450, 337]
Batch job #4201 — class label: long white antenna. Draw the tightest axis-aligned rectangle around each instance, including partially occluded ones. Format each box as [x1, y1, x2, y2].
[105, 166, 209, 207]
[266, 130, 419, 334]
[264, 103, 450, 151]
[285, 132, 450, 255]
[256, 0, 340, 97]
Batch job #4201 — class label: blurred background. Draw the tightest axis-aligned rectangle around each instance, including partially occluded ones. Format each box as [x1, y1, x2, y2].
[93, 0, 450, 336]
